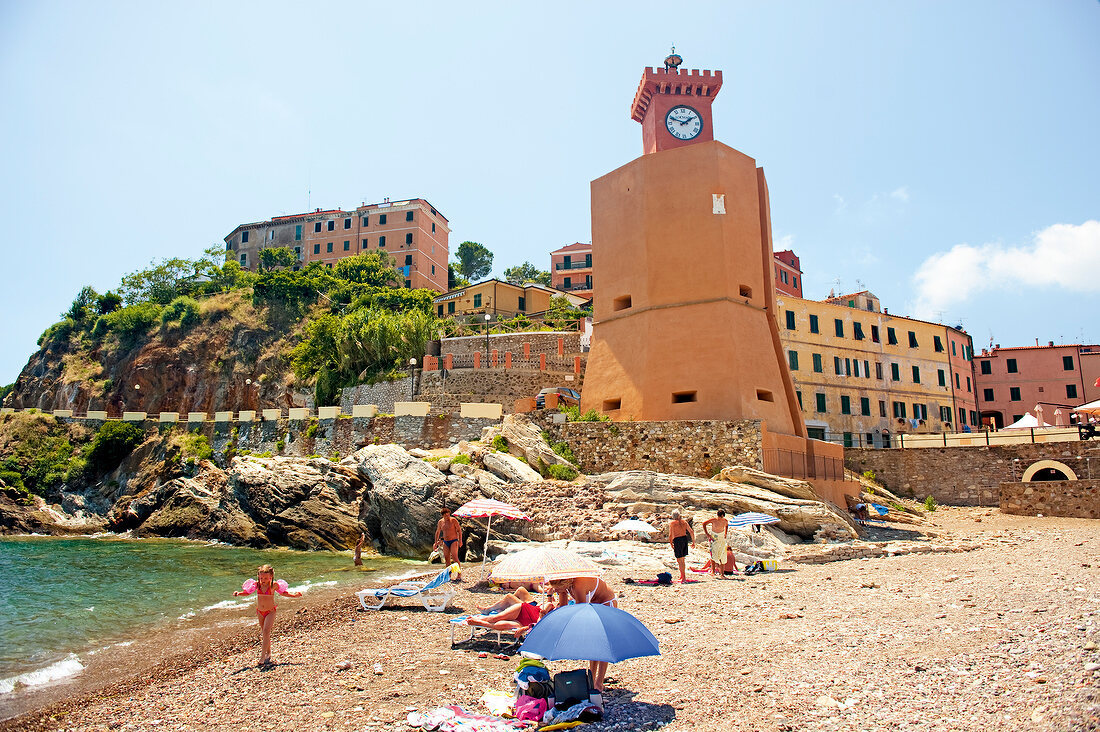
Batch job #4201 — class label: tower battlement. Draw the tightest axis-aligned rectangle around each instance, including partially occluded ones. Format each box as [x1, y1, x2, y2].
[631, 68, 723, 122]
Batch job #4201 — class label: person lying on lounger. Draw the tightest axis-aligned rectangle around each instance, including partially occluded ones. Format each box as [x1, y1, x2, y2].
[465, 588, 552, 633]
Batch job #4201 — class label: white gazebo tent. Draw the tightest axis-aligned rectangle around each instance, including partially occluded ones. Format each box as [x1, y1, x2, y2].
[1072, 398, 1100, 419]
[1003, 412, 1051, 430]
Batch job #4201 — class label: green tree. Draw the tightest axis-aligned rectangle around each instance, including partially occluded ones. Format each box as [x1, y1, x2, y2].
[87, 421, 146, 473]
[96, 291, 123, 315]
[453, 241, 493, 282]
[118, 246, 225, 305]
[333, 251, 401, 286]
[258, 247, 299, 272]
[503, 261, 552, 287]
[448, 265, 469, 290]
[64, 286, 100, 323]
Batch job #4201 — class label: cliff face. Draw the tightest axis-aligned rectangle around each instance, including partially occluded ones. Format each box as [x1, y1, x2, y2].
[6, 294, 309, 416]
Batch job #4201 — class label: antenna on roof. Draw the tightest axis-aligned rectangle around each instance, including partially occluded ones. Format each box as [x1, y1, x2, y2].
[855, 279, 864, 291]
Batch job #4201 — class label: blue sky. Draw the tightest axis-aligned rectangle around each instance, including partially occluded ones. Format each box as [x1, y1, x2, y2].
[1, 1, 1097, 385]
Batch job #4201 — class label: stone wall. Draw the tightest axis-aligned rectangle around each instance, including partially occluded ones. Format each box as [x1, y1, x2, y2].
[1000, 479, 1100, 519]
[339, 379, 412, 414]
[441, 332, 583, 358]
[846, 443, 1100, 506]
[541, 419, 764, 478]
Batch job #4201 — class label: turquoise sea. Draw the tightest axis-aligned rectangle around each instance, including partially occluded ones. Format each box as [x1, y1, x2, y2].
[0, 535, 415, 696]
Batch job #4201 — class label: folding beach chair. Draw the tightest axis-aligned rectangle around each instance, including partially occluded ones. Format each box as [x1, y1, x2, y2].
[449, 613, 530, 651]
[356, 564, 457, 612]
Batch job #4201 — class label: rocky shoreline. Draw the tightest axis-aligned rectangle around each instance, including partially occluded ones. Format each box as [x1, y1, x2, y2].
[3, 507, 1098, 731]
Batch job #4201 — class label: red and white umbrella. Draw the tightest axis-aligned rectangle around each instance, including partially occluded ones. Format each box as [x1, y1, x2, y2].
[453, 499, 532, 580]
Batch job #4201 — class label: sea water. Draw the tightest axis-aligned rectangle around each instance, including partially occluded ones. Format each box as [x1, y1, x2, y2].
[0, 535, 415, 695]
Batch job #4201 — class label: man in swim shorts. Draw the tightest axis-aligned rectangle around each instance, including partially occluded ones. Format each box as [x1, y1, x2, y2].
[434, 508, 463, 576]
[701, 510, 729, 578]
[668, 509, 695, 583]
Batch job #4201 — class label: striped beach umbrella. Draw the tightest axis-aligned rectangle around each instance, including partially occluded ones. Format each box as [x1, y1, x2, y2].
[489, 546, 602, 585]
[453, 499, 532, 580]
[727, 512, 780, 527]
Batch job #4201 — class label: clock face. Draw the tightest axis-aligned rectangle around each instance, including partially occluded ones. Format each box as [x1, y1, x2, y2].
[665, 105, 703, 140]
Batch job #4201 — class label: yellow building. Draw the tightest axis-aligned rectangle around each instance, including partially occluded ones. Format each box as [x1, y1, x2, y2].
[432, 279, 564, 319]
[776, 291, 978, 447]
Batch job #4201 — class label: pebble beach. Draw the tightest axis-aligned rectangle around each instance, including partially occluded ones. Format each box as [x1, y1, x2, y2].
[4, 507, 1099, 732]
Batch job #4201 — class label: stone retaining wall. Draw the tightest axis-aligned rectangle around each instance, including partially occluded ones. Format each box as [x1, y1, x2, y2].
[542, 419, 764, 478]
[846, 443, 1100, 506]
[441, 332, 582, 358]
[787, 539, 983, 564]
[1000, 479, 1100, 519]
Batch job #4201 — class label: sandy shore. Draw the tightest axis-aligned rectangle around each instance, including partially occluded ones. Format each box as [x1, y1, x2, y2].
[4, 507, 1099, 731]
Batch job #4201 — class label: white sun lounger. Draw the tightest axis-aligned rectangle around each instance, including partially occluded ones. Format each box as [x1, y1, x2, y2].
[356, 565, 457, 612]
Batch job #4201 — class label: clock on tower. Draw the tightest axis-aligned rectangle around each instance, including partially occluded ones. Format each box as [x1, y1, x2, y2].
[630, 50, 722, 154]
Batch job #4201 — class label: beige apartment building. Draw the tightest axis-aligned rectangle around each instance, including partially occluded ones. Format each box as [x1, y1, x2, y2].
[776, 290, 979, 447]
[223, 198, 450, 292]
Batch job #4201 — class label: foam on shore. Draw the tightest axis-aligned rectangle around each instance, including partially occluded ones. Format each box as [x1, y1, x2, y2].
[0, 654, 84, 695]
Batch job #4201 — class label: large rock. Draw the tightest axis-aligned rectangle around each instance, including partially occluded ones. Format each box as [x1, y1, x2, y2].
[586, 470, 858, 540]
[482, 450, 542, 484]
[717, 466, 820, 502]
[488, 414, 577, 470]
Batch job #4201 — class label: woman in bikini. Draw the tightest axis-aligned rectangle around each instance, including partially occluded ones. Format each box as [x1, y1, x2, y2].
[234, 564, 303, 666]
[547, 576, 618, 693]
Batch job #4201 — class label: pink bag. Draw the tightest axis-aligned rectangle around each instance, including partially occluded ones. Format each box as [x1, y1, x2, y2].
[514, 695, 548, 722]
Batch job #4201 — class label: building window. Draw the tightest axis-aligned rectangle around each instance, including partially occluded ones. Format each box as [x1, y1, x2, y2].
[812, 353, 823, 373]
[362, 238, 369, 248]
[405, 210, 414, 222]
[780, 270, 789, 284]
[955, 373, 960, 388]
[951, 341, 957, 356]
[432, 222, 436, 233]
[815, 393, 826, 413]
[887, 327, 898, 345]
[959, 407, 966, 424]
[326, 242, 333, 253]
[405, 233, 413, 244]
[938, 369, 946, 387]
[793, 276, 798, 289]
[294, 246, 301, 261]
[893, 401, 906, 418]
[841, 395, 851, 414]
[980, 360, 992, 375]
[843, 432, 853, 448]
[343, 241, 350, 251]
[941, 406, 952, 422]
[834, 319, 844, 337]
[852, 360, 860, 377]
[1009, 386, 1021, 401]
[313, 243, 320, 254]
[908, 331, 918, 348]
[1067, 384, 1078, 399]
[474, 293, 482, 307]
[379, 214, 387, 225]
[314, 222, 322, 233]
[871, 325, 880, 343]
[327, 220, 335, 231]
[437, 305, 444, 316]
[1063, 355, 1074, 371]
[404, 254, 412, 265]
[405, 280, 411, 288]
[241, 230, 249, 243]
[448, 301, 455, 314]
[875, 362, 883, 380]
[585, 254, 592, 267]
[934, 335, 944, 352]
[891, 363, 900, 381]
[788, 350, 799, 371]
[785, 310, 795, 330]
[860, 397, 871, 416]
[518, 296, 525, 311]
[863, 360, 870, 378]
[966, 376, 971, 392]
[432, 264, 436, 276]
[834, 356, 842, 375]
[379, 236, 386, 247]
[914, 403, 927, 420]
[809, 314, 819, 334]
[983, 388, 994, 401]
[796, 390, 803, 409]
[1007, 358, 1018, 373]
[564, 277, 571, 288]
[239, 253, 247, 266]
[362, 216, 369, 226]
[294, 225, 302, 241]
[912, 365, 920, 383]
[853, 322, 864, 340]
[845, 358, 852, 376]
[344, 218, 351, 229]
[879, 400, 887, 417]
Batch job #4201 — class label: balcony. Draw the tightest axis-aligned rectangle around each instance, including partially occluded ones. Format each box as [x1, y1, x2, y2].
[556, 282, 593, 292]
[555, 261, 592, 271]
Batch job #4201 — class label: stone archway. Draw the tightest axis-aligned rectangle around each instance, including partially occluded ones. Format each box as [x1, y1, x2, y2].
[1021, 460, 1078, 482]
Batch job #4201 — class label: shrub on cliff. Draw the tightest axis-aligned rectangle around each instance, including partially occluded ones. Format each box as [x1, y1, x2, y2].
[0, 413, 88, 495]
[160, 296, 202, 331]
[87, 421, 146, 473]
[91, 302, 163, 344]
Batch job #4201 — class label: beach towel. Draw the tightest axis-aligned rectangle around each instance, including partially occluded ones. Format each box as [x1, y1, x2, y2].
[407, 705, 528, 731]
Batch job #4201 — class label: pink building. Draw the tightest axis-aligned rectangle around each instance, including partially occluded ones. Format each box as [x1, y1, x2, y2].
[773, 250, 803, 298]
[550, 242, 593, 295]
[973, 342, 1100, 428]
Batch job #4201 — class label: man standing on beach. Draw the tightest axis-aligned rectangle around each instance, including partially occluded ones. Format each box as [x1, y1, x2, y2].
[701, 510, 729, 578]
[434, 508, 463, 577]
[668, 510, 695, 583]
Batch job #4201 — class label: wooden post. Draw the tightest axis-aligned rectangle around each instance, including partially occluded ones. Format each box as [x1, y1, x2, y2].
[474, 352, 482, 369]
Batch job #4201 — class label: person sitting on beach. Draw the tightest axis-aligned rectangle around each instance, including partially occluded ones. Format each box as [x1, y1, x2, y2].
[547, 576, 617, 692]
[233, 564, 303, 667]
[433, 508, 463, 578]
[701, 510, 729, 578]
[694, 546, 739, 576]
[668, 509, 695, 583]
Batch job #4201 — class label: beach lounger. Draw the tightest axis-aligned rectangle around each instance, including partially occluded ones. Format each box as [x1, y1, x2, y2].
[449, 615, 529, 650]
[356, 565, 457, 612]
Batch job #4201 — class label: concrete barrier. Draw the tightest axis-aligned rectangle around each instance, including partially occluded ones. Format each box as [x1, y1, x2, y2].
[53, 410, 73, 418]
[238, 410, 256, 422]
[214, 411, 233, 422]
[159, 412, 179, 423]
[122, 412, 147, 422]
[262, 409, 282, 421]
[460, 403, 503, 419]
[352, 404, 378, 418]
[288, 408, 310, 421]
[317, 406, 341, 420]
[188, 412, 207, 423]
[394, 402, 431, 417]
[86, 411, 107, 420]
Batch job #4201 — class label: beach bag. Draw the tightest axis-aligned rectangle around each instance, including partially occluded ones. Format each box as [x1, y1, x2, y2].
[656, 571, 672, 585]
[514, 695, 548, 722]
[553, 669, 591, 710]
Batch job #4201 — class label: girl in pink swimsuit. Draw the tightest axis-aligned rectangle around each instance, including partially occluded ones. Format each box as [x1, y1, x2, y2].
[234, 564, 303, 666]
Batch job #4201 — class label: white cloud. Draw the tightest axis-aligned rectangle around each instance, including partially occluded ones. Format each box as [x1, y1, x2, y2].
[911, 220, 1100, 319]
[890, 186, 909, 203]
[833, 187, 909, 222]
[774, 234, 795, 251]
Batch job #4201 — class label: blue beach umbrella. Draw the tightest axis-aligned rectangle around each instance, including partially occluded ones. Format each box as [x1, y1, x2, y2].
[518, 603, 660, 663]
[727, 511, 780, 527]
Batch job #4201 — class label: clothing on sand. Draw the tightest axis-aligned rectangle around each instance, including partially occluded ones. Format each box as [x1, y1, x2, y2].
[672, 535, 689, 559]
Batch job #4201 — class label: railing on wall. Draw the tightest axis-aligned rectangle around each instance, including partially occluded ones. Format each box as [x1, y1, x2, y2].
[762, 448, 846, 482]
[827, 426, 1086, 449]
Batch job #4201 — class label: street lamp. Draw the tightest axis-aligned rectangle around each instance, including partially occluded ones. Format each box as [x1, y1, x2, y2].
[484, 313, 491, 364]
[408, 357, 417, 400]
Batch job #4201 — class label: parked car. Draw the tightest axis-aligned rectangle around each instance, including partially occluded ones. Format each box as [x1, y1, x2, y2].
[535, 387, 581, 409]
